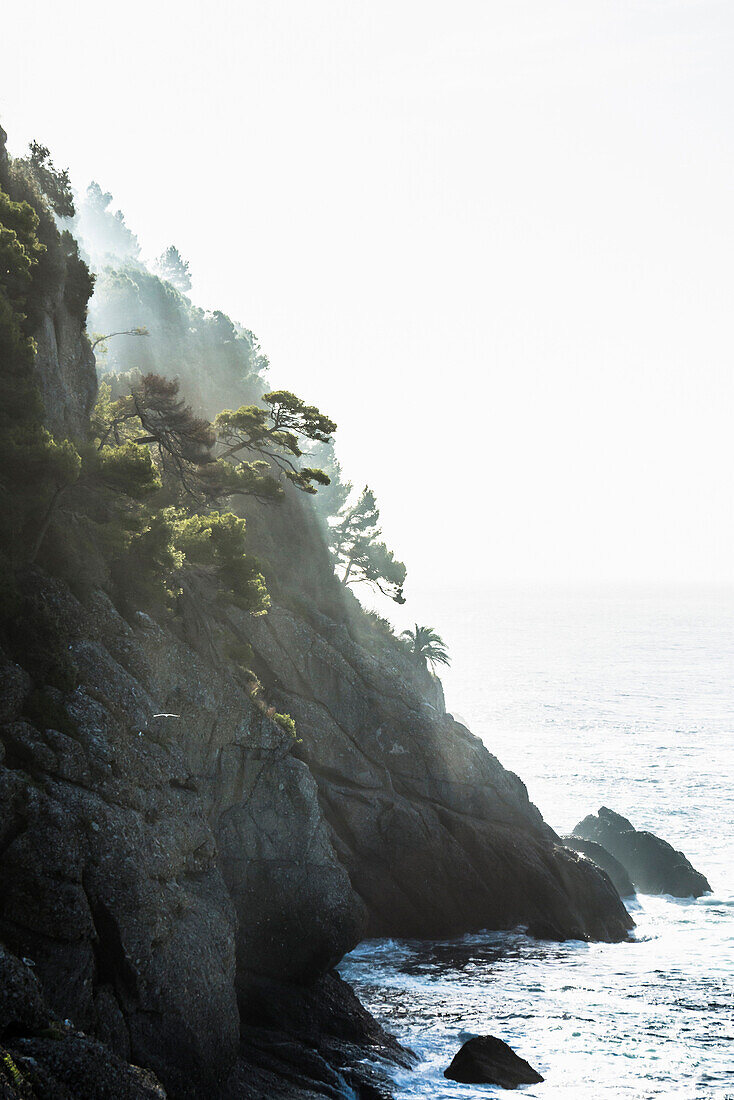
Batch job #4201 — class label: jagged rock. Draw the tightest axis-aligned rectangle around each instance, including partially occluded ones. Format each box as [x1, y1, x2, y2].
[444, 1035, 544, 1088]
[1, 570, 366, 1095]
[239, 601, 634, 943]
[227, 971, 413, 1099]
[572, 807, 711, 898]
[0, 577, 240, 1100]
[0, 164, 639, 1099]
[0, 944, 166, 1099]
[0, 660, 31, 726]
[562, 836, 636, 897]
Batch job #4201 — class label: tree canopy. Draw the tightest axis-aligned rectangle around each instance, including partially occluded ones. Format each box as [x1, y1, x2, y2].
[0, 182, 82, 569]
[22, 141, 75, 218]
[401, 625, 450, 669]
[330, 487, 406, 603]
[214, 390, 335, 495]
[92, 374, 335, 507]
[155, 245, 192, 293]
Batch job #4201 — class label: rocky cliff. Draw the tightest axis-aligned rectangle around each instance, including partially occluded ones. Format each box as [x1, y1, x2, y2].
[0, 124, 632, 1098]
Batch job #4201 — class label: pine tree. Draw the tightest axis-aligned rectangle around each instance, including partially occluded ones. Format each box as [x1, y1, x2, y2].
[331, 487, 406, 603]
[155, 245, 192, 293]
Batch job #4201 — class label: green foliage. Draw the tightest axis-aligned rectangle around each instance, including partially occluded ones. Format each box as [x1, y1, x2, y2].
[330, 487, 406, 603]
[198, 456, 284, 506]
[61, 229, 96, 317]
[273, 712, 298, 738]
[86, 264, 268, 414]
[215, 390, 335, 494]
[72, 181, 141, 264]
[93, 373, 216, 501]
[1, 1049, 26, 1089]
[155, 244, 192, 292]
[23, 140, 75, 217]
[0, 183, 82, 565]
[401, 624, 451, 669]
[175, 512, 269, 614]
[306, 440, 352, 520]
[94, 373, 335, 506]
[93, 440, 162, 498]
[0, 187, 45, 306]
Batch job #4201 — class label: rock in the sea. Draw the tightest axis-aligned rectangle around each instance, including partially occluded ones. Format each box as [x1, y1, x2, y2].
[444, 1035, 544, 1089]
[562, 836, 636, 897]
[572, 807, 711, 898]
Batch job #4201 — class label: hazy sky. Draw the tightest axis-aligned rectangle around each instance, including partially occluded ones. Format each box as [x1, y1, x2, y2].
[3, 1, 734, 588]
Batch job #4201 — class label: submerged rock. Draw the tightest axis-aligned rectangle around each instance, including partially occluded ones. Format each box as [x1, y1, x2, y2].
[444, 1035, 544, 1089]
[572, 807, 711, 898]
[562, 836, 636, 897]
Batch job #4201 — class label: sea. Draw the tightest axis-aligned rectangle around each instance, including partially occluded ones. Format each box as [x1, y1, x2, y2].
[339, 586, 734, 1099]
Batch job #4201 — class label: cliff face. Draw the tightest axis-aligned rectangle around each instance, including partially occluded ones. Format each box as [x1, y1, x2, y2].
[32, 296, 96, 439]
[0, 568, 370, 1097]
[0, 552, 630, 1098]
[0, 123, 97, 442]
[233, 489, 632, 945]
[0, 136, 631, 1096]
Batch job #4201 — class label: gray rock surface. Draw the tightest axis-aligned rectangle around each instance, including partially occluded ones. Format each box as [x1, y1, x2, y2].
[572, 807, 711, 898]
[0, 126, 635, 1094]
[0, 570, 365, 1095]
[229, 970, 414, 1100]
[238, 601, 633, 943]
[444, 1035, 544, 1088]
[562, 836, 636, 897]
[0, 943, 166, 1099]
[33, 300, 97, 440]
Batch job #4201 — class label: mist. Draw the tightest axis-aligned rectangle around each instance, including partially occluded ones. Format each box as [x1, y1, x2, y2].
[4, 1, 734, 590]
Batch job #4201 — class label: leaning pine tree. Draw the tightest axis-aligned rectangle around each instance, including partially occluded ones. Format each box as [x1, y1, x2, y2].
[330, 486, 406, 604]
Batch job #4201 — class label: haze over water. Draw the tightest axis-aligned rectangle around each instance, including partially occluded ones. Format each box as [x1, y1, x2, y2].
[341, 586, 734, 1098]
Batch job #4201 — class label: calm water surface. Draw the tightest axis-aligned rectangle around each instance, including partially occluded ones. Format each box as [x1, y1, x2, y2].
[340, 587, 734, 1098]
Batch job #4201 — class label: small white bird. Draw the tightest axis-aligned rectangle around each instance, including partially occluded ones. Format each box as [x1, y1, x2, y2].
[152, 713, 181, 719]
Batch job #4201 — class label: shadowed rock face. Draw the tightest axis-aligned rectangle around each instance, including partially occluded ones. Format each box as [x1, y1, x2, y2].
[0, 580, 240, 1098]
[572, 807, 711, 898]
[32, 300, 97, 440]
[0, 139, 634, 1094]
[0, 571, 365, 1096]
[229, 970, 415, 1100]
[444, 1035, 544, 1088]
[0, 944, 166, 1099]
[0, 565, 632, 1097]
[238, 600, 634, 944]
[562, 836, 636, 898]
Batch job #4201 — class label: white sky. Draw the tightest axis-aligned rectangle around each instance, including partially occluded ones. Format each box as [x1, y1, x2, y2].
[3, 1, 734, 588]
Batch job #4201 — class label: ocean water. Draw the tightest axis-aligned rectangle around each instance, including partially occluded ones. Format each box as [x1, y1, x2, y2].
[339, 586, 734, 1098]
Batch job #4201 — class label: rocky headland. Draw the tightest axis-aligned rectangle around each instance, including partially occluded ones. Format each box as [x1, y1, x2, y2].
[0, 123, 633, 1098]
[571, 807, 711, 899]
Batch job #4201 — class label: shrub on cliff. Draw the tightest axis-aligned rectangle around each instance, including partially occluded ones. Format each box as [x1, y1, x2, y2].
[0, 184, 83, 569]
[175, 512, 269, 614]
[4, 141, 95, 326]
[93, 373, 336, 508]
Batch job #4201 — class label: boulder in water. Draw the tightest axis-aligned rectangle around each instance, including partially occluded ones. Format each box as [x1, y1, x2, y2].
[572, 807, 711, 898]
[562, 836, 636, 897]
[444, 1035, 544, 1088]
